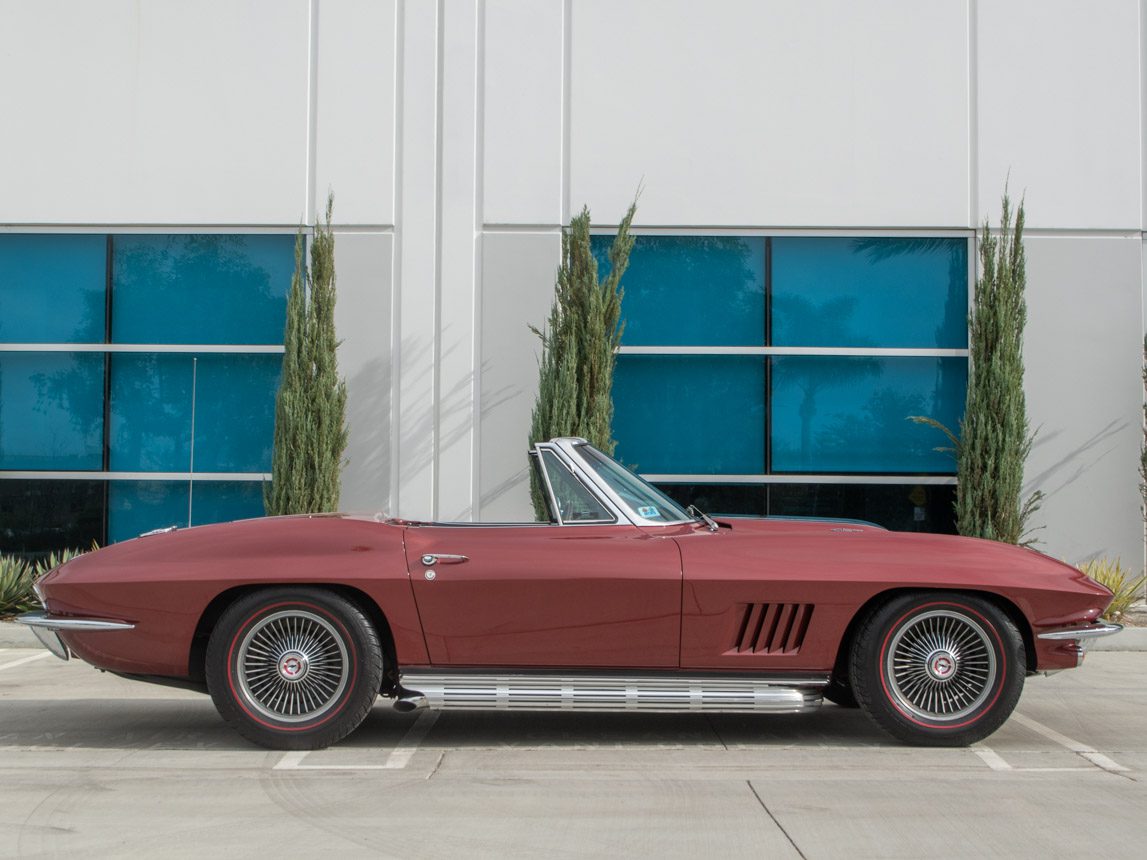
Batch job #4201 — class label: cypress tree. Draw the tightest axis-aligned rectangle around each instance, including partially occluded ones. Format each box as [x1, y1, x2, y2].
[917, 191, 1041, 543]
[265, 193, 348, 515]
[528, 200, 637, 518]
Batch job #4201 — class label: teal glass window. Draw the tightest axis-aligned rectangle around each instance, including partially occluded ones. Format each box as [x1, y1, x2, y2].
[592, 236, 766, 346]
[112, 235, 295, 344]
[109, 353, 281, 473]
[770, 356, 966, 473]
[0, 234, 106, 342]
[0, 352, 104, 469]
[772, 237, 968, 349]
[613, 355, 765, 474]
[107, 480, 265, 543]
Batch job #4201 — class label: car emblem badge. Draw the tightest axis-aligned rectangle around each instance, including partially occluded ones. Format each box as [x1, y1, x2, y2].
[928, 651, 956, 680]
[278, 652, 308, 681]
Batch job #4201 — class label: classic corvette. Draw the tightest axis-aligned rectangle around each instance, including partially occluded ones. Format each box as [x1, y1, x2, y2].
[20, 437, 1120, 750]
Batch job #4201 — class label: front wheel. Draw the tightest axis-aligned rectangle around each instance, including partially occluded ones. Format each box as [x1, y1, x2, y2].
[850, 592, 1025, 746]
[205, 587, 384, 750]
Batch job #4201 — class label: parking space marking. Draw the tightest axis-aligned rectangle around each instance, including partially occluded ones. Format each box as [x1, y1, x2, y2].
[1012, 712, 1129, 773]
[274, 711, 440, 771]
[972, 745, 1012, 771]
[0, 652, 50, 672]
[971, 745, 1093, 773]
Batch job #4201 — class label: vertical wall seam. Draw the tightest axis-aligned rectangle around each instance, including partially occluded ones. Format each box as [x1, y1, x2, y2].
[473, 0, 487, 520]
[968, 0, 979, 230]
[561, 0, 572, 225]
[306, 0, 320, 224]
[432, 0, 445, 519]
[1142, 0, 1147, 233]
[391, 0, 406, 513]
[1139, 0, 1147, 577]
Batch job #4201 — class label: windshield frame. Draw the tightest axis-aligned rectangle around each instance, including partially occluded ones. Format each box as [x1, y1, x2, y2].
[535, 438, 693, 527]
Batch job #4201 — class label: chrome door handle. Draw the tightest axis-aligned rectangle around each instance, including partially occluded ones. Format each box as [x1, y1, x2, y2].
[420, 553, 469, 566]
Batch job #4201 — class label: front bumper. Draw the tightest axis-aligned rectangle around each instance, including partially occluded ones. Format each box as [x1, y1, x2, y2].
[1037, 621, 1123, 667]
[1037, 621, 1123, 641]
[17, 611, 136, 661]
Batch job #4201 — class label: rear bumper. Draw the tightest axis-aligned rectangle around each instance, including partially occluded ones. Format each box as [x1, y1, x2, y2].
[17, 611, 136, 662]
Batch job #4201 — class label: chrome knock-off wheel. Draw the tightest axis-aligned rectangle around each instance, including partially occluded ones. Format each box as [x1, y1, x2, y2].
[850, 593, 1025, 747]
[206, 588, 384, 750]
[884, 610, 997, 722]
[236, 610, 349, 723]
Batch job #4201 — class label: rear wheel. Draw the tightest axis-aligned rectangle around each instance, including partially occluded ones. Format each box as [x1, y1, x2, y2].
[850, 592, 1024, 746]
[205, 587, 383, 750]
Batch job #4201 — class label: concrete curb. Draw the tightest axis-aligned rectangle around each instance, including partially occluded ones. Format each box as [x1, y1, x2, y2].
[3, 620, 1147, 652]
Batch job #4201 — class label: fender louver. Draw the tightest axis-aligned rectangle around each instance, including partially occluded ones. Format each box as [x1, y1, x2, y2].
[733, 603, 814, 655]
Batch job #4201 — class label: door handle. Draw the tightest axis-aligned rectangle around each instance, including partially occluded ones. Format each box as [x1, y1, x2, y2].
[420, 553, 469, 566]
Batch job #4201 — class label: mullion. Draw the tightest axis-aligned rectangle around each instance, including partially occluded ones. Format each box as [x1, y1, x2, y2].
[100, 235, 113, 547]
[764, 237, 772, 476]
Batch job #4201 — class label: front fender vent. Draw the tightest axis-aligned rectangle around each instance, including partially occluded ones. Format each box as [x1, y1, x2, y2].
[734, 603, 814, 655]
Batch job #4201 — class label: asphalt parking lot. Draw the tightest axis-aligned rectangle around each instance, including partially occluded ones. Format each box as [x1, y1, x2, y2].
[1, 631, 1145, 859]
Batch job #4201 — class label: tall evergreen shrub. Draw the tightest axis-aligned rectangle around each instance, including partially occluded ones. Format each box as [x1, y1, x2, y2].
[528, 201, 638, 518]
[918, 191, 1041, 543]
[265, 194, 348, 515]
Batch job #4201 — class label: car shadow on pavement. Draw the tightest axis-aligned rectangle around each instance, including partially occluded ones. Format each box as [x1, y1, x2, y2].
[0, 698, 892, 752]
[344, 701, 894, 749]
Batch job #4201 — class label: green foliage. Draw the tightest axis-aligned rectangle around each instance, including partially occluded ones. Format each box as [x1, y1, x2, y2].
[0, 548, 89, 618]
[1079, 558, 1146, 622]
[265, 193, 349, 516]
[528, 199, 638, 519]
[913, 190, 1042, 545]
[0, 556, 36, 618]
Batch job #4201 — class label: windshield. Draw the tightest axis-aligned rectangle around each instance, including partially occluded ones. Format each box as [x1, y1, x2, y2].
[577, 445, 691, 523]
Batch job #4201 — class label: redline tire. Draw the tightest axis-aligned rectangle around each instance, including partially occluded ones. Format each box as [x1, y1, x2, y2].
[850, 592, 1025, 746]
[205, 588, 384, 750]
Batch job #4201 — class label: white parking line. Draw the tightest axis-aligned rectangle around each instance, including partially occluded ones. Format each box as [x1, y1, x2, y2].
[1011, 712, 1129, 773]
[972, 745, 1093, 773]
[274, 711, 440, 771]
[972, 745, 1012, 771]
[0, 652, 50, 672]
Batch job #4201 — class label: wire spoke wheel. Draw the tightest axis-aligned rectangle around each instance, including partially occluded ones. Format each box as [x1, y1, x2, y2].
[236, 609, 350, 724]
[884, 609, 997, 722]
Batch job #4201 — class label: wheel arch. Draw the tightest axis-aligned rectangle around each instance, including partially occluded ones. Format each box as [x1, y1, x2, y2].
[830, 586, 1037, 686]
[189, 583, 399, 693]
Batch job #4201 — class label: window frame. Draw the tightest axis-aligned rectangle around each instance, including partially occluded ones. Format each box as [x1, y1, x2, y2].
[0, 229, 297, 547]
[595, 229, 973, 513]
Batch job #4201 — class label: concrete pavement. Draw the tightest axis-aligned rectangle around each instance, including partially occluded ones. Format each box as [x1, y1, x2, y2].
[1, 642, 1144, 858]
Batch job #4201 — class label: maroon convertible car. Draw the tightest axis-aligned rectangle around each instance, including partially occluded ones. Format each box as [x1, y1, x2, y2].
[21, 438, 1119, 749]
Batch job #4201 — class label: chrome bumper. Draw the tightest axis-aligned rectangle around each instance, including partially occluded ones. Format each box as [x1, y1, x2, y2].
[1037, 621, 1123, 668]
[17, 611, 136, 662]
[1037, 622, 1123, 641]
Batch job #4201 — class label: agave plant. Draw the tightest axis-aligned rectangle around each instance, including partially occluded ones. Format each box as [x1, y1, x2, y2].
[0, 548, 92, 619]
[34, 548, 87, 579]
[0, 556, 37, 618]
[1079, 559, 1146, 623]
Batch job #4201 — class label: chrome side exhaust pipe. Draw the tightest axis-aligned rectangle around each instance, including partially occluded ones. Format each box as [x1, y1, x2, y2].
[392, 690, 429, 713]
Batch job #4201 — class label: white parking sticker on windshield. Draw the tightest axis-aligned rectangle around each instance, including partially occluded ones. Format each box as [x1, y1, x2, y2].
[637, 506, 659, 519]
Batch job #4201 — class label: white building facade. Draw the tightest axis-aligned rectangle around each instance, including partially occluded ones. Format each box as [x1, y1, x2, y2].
[0, 0, 1143, 568]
